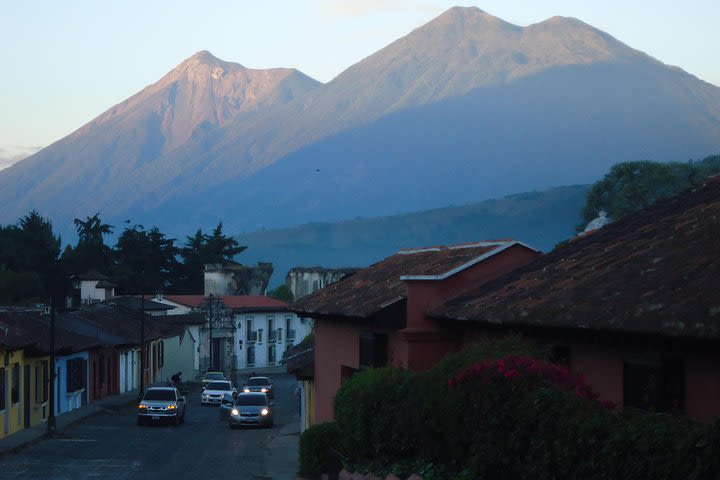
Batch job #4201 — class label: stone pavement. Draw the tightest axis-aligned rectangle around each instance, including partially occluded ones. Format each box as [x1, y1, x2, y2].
[0, 385, 160, 457]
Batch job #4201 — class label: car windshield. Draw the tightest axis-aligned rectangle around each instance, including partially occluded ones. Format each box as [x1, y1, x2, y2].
[247, 377, 270, 386]
[206, 381, 232, 390]
[204, 373, 224, 380]
[143, 390, 176, 401]
[235, 395, 268, 406]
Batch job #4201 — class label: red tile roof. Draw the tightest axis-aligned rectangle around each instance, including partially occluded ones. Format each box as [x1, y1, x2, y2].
[292, 240, 533, 319]
[432, 176, 720, 340]
[163, 295, 287, 311]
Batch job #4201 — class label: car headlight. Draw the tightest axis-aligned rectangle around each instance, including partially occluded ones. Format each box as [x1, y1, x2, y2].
[138, 404, 148, 410]
[260, 388, 267, 393]
[167, 405, 176, 410]
[231, 409, 239, 416]
[243, 388, 250, 393]
[261, 408, 269, 416]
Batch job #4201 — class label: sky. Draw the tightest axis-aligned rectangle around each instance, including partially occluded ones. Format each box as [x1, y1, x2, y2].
[1, 0, 719, 171]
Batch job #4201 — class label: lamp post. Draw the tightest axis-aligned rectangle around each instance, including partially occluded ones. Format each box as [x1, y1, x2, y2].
[138, 293, 145, 400]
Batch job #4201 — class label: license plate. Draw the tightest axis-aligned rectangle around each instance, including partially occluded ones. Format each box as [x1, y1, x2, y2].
[152, 415, 159, 420]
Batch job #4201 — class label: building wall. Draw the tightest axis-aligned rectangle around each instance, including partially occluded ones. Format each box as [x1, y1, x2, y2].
[399, 245, 540, 370]
[286, 270, 355, 300]
[89, 349, 117, 401]
[0, 349, 25, 439]
[118, 348, 139, 394]
[685, 351, 720, 423]
[79, 280, 112, 304]
[161, 332, 196, 385]
[26, 356, 50, 427]
[55, 352, 89, 415]
[232, 311, 312, 373]
[314, 319, 360, 424]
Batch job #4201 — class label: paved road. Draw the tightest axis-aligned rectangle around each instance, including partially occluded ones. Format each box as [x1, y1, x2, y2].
[0, 374, 300, 480]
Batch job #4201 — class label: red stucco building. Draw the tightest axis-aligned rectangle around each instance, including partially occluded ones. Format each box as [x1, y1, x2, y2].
[292, 240, 541, 423]
[433, 176, 720, 423]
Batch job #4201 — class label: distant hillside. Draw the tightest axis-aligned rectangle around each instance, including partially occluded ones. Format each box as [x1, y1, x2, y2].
[1, 6, 718, 238]
[237, 185, 589, 288]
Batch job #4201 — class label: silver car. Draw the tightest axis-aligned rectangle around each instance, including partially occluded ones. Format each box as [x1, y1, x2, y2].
[202, 380, 235, 406]
[228, 392, 274, 428]
[241, 376, 274, 400]
[137, 387, 187, 425]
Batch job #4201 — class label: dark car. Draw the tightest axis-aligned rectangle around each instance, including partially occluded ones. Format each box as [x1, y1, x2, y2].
[241, 376, 274, 399]
[137, 387, 186, 425]
[228, 392, 273, 428]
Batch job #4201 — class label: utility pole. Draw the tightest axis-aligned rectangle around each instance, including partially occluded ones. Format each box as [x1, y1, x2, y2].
[208, 294, 213, 371]
[139, 293, 145, 399]
[47, 295, 56, 433]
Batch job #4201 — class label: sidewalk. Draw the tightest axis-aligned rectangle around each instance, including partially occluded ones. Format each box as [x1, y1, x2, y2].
[0, 388, 142, 457]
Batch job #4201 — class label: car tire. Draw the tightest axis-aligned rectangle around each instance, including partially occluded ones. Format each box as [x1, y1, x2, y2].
[180, 412, 185, 424]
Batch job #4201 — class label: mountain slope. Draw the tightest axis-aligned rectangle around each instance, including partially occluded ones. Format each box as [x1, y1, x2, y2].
[236, 184, 590, 289]
[0, 51, 320, 226]
[1, 6, 719, 238]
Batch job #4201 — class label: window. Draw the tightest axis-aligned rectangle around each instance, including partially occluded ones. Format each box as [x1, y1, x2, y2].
[11, 363, 19, 404]
[623, 356, 684, 413]
[35, 361, 48, 403]
[246, 318, 254, 342]
[359, 332, 388, 369]
[285, 316, 295, 342]
[159, 341, 164, 368]
[267, 316, 276, 342]
[67, 358, 87, 393]
[258, 329, 263, 344]
[0, 367, 5, 411]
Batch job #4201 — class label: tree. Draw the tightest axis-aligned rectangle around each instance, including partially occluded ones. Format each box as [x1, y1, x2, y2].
[62, 213, 114, 275]
[113, 224, 179, 294]
[579, 155, 720, 229]
[268, 284, 294, 302]
[0, 210, 63, 303]
[177, 222, 247, 293]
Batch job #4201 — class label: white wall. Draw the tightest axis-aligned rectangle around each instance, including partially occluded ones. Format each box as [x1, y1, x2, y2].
[232, 311, 313, 371]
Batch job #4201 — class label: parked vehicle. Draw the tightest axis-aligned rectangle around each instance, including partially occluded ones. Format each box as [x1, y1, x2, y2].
[219, 392, 238, 420]
[201, 371, 226, 389]
[137, 387, 186, 425]
[228, 392, 274, 428]
[241, 376, 274, 399]
[202, 380, 235, 406]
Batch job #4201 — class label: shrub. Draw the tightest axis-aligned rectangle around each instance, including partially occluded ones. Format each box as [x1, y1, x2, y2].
[333, 367, 416, 466]
[298, 422, 342, 479]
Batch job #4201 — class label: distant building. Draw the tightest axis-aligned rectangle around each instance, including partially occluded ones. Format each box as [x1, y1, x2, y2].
[286, 267, 360, 300]
[69, 272, 116, 305]
[204, 262, 273, 296]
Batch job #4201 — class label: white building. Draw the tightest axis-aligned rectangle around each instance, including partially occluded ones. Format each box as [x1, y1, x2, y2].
[70, 272, 116, 305]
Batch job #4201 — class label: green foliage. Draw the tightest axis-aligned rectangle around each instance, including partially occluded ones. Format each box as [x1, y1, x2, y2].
[333, 367, 417, 465]
[580, 155, 720, 227]
[177, 223, 248, 293]
[268, 284, 294, 302]
[113, 224, 180, 294]
[323, 340, 720, 480]
[297, 422, 342, 479]
[63, 213, 114, 275]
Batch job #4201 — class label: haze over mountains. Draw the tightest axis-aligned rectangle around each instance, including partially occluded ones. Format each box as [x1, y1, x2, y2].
[1, 6, 719, 243]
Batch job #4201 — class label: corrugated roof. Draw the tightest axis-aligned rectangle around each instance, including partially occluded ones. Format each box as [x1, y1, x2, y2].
[291, 240, 528, 319]
[432, 176, 720, 340]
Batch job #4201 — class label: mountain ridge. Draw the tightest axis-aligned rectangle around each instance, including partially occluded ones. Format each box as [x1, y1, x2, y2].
[1, 6, 719, 239]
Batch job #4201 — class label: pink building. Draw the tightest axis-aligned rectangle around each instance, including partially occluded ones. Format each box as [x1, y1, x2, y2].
[292, 240, 540, 423]
[433, 176, 720, 423]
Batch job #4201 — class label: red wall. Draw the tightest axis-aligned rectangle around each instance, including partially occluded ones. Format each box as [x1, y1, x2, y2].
[314, 319, 361, 423]
[398, 245, 540, 371]
[685, 351, 720, 423]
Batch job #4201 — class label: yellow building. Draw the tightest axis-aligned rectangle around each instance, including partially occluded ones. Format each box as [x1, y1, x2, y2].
[1, 348, 26, 439]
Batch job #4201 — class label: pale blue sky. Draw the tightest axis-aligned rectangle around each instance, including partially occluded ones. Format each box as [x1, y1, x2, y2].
[1, 0, 718, 170]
